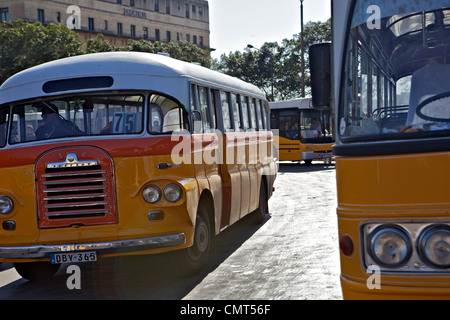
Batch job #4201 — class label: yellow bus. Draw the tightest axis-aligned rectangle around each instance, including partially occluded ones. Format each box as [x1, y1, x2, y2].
[313, 0, 450, 299]
[269, 98, 334, 164]
[0, 52, 277, 280]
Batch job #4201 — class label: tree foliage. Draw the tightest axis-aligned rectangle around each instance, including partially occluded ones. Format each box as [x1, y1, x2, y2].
[0, 21, 211, 85]
[0, 21, 83, 84]
[213, 19, 331, 101]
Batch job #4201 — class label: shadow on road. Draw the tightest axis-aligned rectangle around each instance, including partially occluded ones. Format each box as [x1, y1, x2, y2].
[277, 161, 335, 173]
[0, 213, 269, 300]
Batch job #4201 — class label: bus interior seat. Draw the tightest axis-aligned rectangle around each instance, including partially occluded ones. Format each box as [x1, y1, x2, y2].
[406, 63, 450, 126]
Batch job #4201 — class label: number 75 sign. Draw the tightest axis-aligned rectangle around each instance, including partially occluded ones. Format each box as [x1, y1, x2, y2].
[113, 112, 137, 134]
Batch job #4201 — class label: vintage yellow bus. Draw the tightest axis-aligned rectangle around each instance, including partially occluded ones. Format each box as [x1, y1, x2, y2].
[269, 98, 334, 164]
[320, 0, 450, 299]
[0, 52, 277, 280]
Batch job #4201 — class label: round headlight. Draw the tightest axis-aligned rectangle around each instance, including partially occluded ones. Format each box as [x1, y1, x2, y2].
[418, 225, 450, 269]
[164, 184, 182, 202]
[0, 197, 13, 215]
[368, 225, 412, 268]
[142, 186, 161, 203]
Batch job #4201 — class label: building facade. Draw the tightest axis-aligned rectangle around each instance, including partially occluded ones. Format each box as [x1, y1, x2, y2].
[0, 0, 210, 49]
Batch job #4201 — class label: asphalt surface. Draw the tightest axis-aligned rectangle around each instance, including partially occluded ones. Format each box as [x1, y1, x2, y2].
[0, 161, 342, 300]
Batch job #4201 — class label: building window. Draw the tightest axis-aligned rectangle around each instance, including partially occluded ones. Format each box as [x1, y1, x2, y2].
[199, 36, 203, 47]
[117, 0, 122, 4]
[105, 20, 108, 31]
[166, 0, 170, 14]
[57, 12, 61, 23]
[0, 8, 9, 23]
[185, 4, 189, 18]
[37, 9, 45, 23]
[131, 25, 136, 37]
[166, 31, 171, 42]
[143, 27, 148, 39]
[155, 29, 160, 41]
[155, 0, 159, 12]
[193, 35, 197, 45]
[117, 22, 123, 35]
[186, 34, 190, 42]
[130, 0, 135, 6]
[88, 18, 95, 31]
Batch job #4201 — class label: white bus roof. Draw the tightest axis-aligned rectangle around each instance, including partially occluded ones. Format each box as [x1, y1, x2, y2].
[269, 98, 313, 110]
[0, 52, 266, 106]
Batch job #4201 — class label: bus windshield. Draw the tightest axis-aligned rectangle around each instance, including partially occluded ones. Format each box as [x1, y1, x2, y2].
[2, 92, 188, 146]
[299, 109, 333, 143]
[340, 0, 450, 141]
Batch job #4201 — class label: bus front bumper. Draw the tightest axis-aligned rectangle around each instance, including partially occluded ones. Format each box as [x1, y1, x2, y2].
[301, 151, 333, 160]
[341, 275, 450, 300]
[0, 233, 186, 260]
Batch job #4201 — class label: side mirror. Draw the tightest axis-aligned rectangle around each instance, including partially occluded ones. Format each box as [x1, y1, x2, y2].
[309, 42, 331, 109]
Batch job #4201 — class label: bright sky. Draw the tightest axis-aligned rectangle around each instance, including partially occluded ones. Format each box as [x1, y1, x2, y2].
[208, 0, 331, 59]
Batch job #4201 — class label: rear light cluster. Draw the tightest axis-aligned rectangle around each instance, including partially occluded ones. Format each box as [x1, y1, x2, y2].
[362, 222, 450, 272]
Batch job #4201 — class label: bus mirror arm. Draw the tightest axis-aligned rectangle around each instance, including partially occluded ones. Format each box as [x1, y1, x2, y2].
[191, 110, 202, 132]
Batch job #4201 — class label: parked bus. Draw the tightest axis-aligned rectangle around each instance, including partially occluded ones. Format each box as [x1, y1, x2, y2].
[0, 52, 277, 280]
[269, 98, 334, 164]
[312, 0, 450, 299]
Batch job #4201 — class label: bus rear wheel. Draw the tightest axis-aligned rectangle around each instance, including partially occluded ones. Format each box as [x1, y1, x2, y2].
[13, 262, 60, 281]
[253, 179, 269, 224]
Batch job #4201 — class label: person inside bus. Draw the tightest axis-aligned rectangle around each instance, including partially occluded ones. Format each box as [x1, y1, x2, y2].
[310, 118, 322, 136]
[34, 102, 84, 140]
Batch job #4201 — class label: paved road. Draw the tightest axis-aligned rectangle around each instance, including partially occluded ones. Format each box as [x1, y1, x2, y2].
[0, 162, 342, 300]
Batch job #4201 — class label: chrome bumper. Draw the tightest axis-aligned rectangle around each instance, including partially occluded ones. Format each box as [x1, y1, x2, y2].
[301, 151, 333, 160]
[0, 233, 186, 260]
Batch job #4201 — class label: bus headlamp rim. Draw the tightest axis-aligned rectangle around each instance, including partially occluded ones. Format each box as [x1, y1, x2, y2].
[142, 185, 161, 204]
[0, 196, 14, 215]
[163, 184, 182, 202]
[417, 225, 450, 269]
[368, 224, 412, 268]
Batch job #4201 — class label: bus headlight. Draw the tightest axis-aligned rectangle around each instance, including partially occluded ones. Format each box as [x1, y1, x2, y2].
[164, 184, 182, 202]
[142, 186, 161, 203]
[368, 225, 412, 268]
[418, 225, 450, 268]
[0, 197, 13, 214]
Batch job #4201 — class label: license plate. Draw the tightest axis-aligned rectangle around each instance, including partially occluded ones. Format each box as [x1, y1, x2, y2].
[50, 251, 97, 264]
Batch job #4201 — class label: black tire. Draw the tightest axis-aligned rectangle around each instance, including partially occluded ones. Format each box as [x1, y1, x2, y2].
[13, 262, 60, 281]
[253, 179, 269, 224]
[177, 205, 212, 275]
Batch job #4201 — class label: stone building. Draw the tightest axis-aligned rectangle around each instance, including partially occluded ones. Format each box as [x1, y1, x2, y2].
[0, 0, 210, 49]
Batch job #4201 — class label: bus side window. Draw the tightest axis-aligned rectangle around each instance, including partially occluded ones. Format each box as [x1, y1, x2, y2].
[231, 93, 243, 131]
[258, 100, 266, 130]
[249, 97, 257, 131]
[0, 107, 10, 147]
[241, 96, 250, 131]
[198, 86, 213, 133]
[221, 91, 233, 132]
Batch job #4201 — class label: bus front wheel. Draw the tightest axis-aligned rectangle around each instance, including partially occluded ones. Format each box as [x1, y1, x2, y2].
[178, 205, 212, 275]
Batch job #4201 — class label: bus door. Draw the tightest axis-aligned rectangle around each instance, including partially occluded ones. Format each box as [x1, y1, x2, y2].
[191, 84, 221, 232]
[218, 91, 243, 228]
